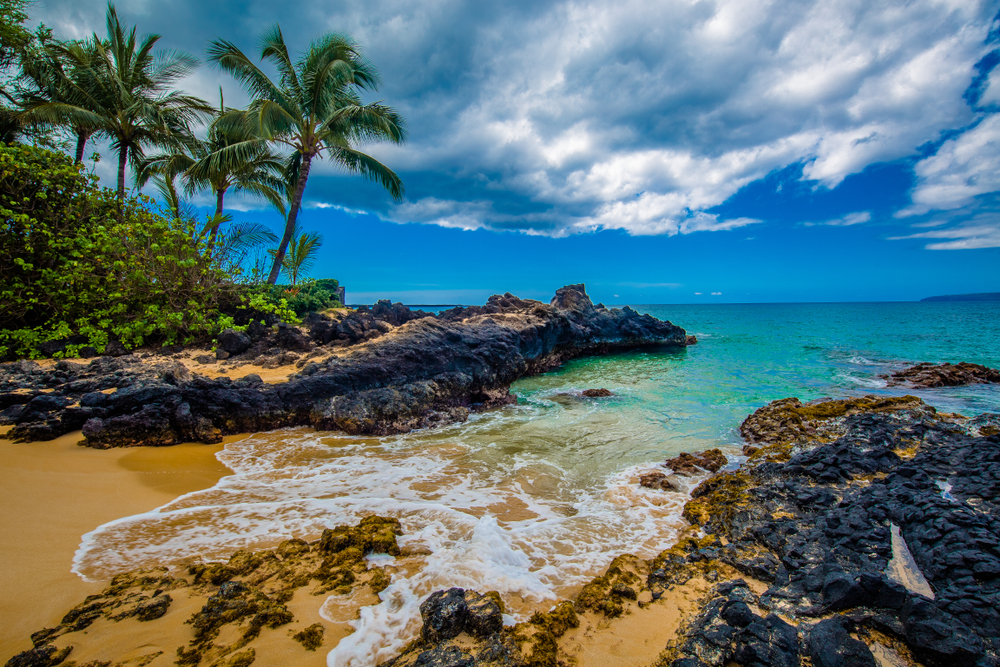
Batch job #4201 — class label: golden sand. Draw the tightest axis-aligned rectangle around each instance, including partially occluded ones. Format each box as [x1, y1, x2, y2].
[0, 431, 233, 660]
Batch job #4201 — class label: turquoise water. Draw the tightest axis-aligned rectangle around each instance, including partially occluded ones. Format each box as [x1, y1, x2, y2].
[75, 301, 1000, 667]
[514, 301, 1000, 455]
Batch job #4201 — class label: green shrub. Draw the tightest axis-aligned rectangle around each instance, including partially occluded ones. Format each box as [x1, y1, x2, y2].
[271, 278, 342, 316]
[0, 144, 297, 358]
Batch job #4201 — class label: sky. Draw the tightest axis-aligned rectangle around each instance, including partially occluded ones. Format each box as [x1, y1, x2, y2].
[29, 0, 1000, 304]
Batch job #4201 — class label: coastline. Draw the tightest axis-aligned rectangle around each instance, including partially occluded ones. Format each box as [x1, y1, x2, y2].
[0, 430, 234, 660]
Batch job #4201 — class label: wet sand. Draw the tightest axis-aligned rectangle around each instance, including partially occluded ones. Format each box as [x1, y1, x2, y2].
[0, 430, 234, 660]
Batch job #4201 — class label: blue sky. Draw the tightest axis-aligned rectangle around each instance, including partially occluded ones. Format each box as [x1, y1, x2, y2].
[32, 0, 1000, 304]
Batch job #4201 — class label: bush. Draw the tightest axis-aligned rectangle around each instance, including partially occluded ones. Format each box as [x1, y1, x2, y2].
[273, 278, 342, 316]
[0, 144, 297, 358]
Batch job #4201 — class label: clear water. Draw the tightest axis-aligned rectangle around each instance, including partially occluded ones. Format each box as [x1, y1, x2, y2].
[72, 301, 1000, 666]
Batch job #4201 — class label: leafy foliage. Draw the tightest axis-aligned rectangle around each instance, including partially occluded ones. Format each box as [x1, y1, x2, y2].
[19, 5, 212, 197]
[273, 279, 342, 316]
[0, 144, 296, 358]
[0, 0, 31, 70]
[209, 26, 406, 283]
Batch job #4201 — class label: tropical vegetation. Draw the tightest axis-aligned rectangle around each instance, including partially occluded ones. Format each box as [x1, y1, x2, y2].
[0, 2, 406, 358]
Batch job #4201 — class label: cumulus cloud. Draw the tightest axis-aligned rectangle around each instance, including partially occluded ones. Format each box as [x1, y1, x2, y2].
[32, 0, 998, 237]
[902, 114, 1000, 215]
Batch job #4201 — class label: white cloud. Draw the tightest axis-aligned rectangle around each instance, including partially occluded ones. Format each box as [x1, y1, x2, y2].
[31, 0, 999, 237]
[804, 211, 872, 226]
[890, 217, 1000, 249]
[711, 292, 722, 295]
[903, 114, 1000, 215]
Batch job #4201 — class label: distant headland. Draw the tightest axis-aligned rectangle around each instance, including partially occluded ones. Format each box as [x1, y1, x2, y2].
[920, 292, 1000, 302]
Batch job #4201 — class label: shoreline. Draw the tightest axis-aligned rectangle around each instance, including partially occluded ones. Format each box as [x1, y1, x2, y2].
[0, 431, 235, 660]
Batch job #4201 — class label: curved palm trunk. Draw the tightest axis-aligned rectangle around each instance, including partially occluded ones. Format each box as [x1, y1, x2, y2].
[116, 144, 129, 199]
[267, 153, 312, 285]
[74, 130, 91, 164]
[207, 188, 225, 255]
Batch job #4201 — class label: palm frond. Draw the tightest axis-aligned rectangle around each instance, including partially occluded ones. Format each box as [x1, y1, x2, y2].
[325, 144, 404, 201]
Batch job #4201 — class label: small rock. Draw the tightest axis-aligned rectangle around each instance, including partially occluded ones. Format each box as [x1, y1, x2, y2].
[293, 623, 324, 650]
[420, 588, 469, 642]
[4, 644, 72, 667]
[135, 594, 171, 621]
[103, 340, 128, 357]
[195, 354, 215, 364]
[808, 617, 876, 667]
[217, 328, 252, 356]
[582, 388, 613, 397]
[463, 590, 503, 638]
[216, 349, 230, 360]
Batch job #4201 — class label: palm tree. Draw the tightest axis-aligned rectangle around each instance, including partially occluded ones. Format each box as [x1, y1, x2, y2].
[208, 26, 406, 284]
[276, 224, 323, 287]
[21, 4, 211, 198]
[19, 38, 108, 163]
[139, 100, 285, 250]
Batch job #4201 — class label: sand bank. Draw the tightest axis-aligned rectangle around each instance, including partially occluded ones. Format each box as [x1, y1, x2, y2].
[0, 431, 233, 660]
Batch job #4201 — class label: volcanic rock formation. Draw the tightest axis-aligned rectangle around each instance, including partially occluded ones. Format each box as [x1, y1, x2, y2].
[882, 362, 1000, 388]
[0, 285, 691, 447]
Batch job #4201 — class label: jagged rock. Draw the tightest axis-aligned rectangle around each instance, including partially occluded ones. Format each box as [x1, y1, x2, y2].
[419, 588, 504, 644]
[808, 617, 876, 667]
[104, 340, 128, 357]
[674, 397, 1000, 667]
[664, 450, 728, 476]
[421, 589, 469, 642]
[3, 644, 72, 667]
[639, 470, 684, 492]
[883, 362, 1000, 388]
[1, 285, 691, 446]
[217, 328, 252, 356]
[582, 388, 613, 397]
[276, 323, 311, 352]
[134, 594, 172, 621]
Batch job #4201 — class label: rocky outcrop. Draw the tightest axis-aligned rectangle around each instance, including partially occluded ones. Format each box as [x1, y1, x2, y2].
[883, 362, 1000, 388]
[5, 516, 405, 667]
[0, 285, 691, 447]
[394, 397, 1000, 667]
[670, 396, 1000, 667]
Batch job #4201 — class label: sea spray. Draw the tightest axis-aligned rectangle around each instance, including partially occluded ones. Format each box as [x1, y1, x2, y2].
[325, 515, 553, 667]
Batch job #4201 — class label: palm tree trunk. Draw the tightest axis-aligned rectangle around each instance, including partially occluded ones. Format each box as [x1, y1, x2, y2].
[117, 144, 129, 199]
[207, 188, 225, 255]
[267, 153, 312, 285]
[74, 131, 91, 164]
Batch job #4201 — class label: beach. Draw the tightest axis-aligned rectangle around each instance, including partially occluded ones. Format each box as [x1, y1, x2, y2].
[0, 429, 231, 658]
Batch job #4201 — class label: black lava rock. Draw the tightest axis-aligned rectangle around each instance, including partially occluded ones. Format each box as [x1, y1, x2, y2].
[420, 588, 469, 642]
[808, 617, 876, 667]
[217, 329, 251, 356]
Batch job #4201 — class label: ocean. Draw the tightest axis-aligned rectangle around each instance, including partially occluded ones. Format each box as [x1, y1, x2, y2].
[72, 301, 1000, 666]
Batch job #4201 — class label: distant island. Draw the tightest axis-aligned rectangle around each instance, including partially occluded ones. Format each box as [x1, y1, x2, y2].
[920, 292, 1000, 302]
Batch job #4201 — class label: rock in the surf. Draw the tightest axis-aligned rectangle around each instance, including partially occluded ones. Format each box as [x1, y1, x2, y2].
[882, 361, 1000, 388]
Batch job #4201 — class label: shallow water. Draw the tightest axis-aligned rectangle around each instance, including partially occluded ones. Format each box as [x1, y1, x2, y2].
[72, 301, 1000, 666]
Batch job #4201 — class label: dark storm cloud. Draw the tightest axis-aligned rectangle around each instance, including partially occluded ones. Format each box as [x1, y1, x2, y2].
[33, 0, 1000, 241]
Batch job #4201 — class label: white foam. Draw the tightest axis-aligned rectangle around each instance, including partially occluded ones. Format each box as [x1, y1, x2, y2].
[73, 405, 702, 663]
[365, 553, 397, 568]
[836, 372, 888, 389]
